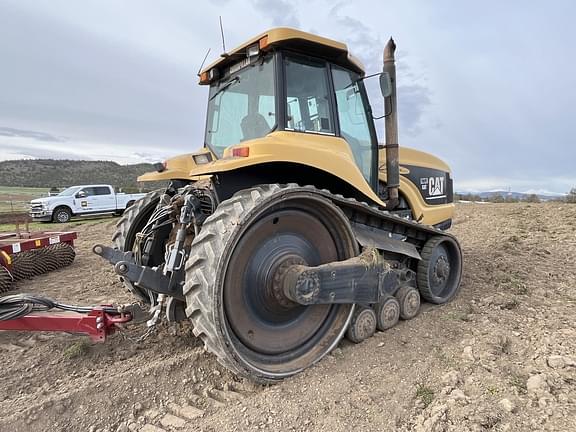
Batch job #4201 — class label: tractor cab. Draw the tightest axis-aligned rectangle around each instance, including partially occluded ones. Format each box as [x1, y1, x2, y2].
[200, 28, 386, 193]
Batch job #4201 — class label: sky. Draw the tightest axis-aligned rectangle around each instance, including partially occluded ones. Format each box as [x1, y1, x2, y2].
[0, 0, 574, 193]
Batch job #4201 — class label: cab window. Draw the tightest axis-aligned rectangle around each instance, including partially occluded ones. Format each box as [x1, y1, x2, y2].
[331, 66, 374, 184]
[284, 56, 334, 134]
[94, 186, 112, 195]
[79, 187, 96, 196]
[205, 54, 276, 157]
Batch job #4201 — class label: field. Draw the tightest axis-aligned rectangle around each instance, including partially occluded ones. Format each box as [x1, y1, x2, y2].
[0, 203, 575, 432]
[0, 186, 49, 213]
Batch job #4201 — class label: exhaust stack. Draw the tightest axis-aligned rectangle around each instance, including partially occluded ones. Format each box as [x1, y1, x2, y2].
[383, 38, 400, 209]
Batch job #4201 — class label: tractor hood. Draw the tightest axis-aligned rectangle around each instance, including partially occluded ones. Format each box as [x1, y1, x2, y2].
[380, 146, 451, 174]
[137, 149, 215, 182]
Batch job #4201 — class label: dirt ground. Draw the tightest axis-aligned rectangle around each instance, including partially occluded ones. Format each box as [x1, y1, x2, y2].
[1, 203, 575, 432]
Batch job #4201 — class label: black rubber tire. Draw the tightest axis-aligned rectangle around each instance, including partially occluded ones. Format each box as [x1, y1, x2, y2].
[396, 286, 421, 320]
[111, 189, 163, 303]
[52, 206, 72, 223]
[417, 236, 463, 304]
[183, 184, 357, 383]
[375, 295, 400, 331]
[346, 307, 377, 343]
[0, 265, 14, 293]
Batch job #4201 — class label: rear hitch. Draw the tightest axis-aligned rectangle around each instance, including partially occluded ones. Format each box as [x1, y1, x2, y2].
[92, 245, 185, 301]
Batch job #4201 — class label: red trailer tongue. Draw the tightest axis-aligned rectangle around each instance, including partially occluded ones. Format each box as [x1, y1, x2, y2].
[0, 294, 149, 342]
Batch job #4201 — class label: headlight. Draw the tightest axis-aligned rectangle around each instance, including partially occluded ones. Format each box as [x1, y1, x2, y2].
[193, 153, 213, 165]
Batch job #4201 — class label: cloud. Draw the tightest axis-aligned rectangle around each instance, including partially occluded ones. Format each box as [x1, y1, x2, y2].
[397, 84, 432, 135]
[0, 126, 67, 143]
[252, 0, 300, 28]
[328, 5, 433, 137]
[0, 141, 88, 160]
[0, 3, 205, 153]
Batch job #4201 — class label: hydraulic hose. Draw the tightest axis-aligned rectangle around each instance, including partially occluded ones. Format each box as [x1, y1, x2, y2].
[0, 293, 120, 321]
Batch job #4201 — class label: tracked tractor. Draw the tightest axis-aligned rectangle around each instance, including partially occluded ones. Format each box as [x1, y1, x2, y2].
[96, 28, 462, 382]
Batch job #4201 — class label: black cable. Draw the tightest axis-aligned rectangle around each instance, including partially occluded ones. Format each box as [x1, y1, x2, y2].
[0, 293, 119, 321]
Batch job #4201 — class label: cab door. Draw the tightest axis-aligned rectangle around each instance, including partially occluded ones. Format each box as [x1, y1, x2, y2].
[73, 187, 97, 213]
[93, 186, 115, 211]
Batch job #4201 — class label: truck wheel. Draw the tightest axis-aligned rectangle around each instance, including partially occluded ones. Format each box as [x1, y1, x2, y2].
[52, 207, 71, 223]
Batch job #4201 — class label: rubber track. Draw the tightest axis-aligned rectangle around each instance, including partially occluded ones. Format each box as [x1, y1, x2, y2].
[111, 190, 163, 302]
[183, 183, 458, 382]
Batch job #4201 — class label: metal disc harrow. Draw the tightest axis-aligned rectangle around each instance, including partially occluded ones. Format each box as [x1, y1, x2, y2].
[0, 231, 77, 293]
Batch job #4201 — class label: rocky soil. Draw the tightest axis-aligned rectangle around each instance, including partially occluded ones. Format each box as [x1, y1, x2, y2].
[0, 203, 575, 432]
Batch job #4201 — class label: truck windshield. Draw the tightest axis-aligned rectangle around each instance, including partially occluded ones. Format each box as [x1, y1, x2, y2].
[205, 54, 276, 158]
[58, 187, 80, 196]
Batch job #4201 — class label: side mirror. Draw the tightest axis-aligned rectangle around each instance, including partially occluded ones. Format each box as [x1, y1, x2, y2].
[379, 72, 392, 98]
[76, 191, 87, 198]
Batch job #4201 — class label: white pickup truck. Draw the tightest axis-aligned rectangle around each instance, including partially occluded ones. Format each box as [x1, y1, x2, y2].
[29, 185, 146, 223]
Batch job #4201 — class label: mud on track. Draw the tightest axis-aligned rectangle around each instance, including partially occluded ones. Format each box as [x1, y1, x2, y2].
[1, 203, 575, 432]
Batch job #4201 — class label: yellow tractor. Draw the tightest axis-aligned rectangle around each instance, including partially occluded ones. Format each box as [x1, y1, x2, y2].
[97, 28, 462, 382]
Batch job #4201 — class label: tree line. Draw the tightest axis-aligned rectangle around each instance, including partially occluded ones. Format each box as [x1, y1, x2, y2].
[456, 187, 576, 203]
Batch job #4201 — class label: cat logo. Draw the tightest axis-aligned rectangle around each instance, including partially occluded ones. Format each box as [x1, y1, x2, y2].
[81, 200, 88, 208]
[421, 176, 445, 199]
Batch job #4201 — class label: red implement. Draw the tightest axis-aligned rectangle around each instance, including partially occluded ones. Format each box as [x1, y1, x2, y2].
[0, 231, 77, 255]
[0, 308, 132, 342]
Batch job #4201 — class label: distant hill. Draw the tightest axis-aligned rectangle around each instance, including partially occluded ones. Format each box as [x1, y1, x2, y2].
[456, 190, 566, 202]
[0, 159, 161, 191]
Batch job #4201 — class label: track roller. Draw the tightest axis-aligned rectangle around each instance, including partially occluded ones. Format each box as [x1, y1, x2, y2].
[395, 286, 421, 320]
[375, 295, 400, 331]
[346, 306, 377, 343]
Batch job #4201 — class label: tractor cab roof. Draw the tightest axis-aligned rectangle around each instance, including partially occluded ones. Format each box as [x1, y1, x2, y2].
[199, 27, 365, 84]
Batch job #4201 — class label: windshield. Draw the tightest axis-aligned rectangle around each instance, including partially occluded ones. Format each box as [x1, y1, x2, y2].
[205, 54, 276, 158]
[58, 186, 80, 196]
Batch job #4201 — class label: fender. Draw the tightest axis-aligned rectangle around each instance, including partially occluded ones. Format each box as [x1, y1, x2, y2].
[184, 131, 386, 207]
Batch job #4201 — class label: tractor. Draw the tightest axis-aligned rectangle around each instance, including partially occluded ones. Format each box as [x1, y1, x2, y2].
[95, 28, 462, 382]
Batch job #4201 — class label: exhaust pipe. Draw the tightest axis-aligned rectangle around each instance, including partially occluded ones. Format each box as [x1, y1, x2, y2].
[383, 38, 400, 209]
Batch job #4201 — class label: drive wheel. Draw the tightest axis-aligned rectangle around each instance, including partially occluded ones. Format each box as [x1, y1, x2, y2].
[184, 184, 357, 382]
[417, 236, 463, 304]
[111, 189, 163, 303]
